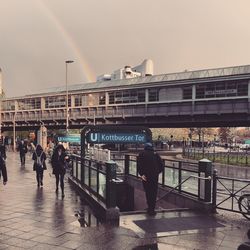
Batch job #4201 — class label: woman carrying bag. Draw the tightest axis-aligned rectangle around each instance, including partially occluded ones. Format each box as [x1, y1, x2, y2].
[32, 144, 47, 187]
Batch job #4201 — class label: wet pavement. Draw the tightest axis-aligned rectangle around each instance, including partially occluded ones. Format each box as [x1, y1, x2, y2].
[0, 152, 250, 249]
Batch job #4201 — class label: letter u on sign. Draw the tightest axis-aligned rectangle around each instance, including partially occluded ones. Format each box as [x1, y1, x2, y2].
[90, 133, 98, 142]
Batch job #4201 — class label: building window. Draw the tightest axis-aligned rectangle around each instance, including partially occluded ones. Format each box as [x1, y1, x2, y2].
[99, 93, 106, 105]
[195, 80, 248, 99]
[183, 86, 192, 99]
[148, 89, 159, 102]
[45, 96, 68, 108]
[17, 98, 41, 110]
[108, 89, 145, 104]
[75, 95, 82, 107]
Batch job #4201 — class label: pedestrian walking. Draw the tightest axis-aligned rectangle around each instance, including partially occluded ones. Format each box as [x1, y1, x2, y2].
[0, 139, 7, 185]
[18, 140, 28, 165]
[51, 144, 68, 198]
[137, 142, 164, 216]
[32, 144, 47, 187]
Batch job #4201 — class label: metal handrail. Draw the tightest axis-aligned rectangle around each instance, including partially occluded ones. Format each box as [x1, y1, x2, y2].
[156, 175, 211, 203]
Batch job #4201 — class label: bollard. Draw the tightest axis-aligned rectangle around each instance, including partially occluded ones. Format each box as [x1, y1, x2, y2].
[198, 159, 212, 202]
[212, 169, 218, 213]
[105, 160, 117, 208]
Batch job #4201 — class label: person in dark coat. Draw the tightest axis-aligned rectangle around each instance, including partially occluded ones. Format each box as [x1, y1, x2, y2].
[0, 140, 7, 185]
[32, 144, 47, 187]
[51, 144, 68, 197]
[18, 140, 28, 165]
[137, 142, 164, 216]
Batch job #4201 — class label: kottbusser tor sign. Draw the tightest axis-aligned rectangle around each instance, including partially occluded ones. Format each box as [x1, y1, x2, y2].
[87, 132, 146, 144]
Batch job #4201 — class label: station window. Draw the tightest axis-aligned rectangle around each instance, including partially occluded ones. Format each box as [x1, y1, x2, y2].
[109, 92, 115, 104]
[148, 89, 159, 102]
[45, 96, 69, 108]
[183, 86, 192, 99]
[2, 100, 15, 111]
[99, 93, 106, 105]
[196, 80, 248, 99]
[75, 95, 82, 107]
[196, 85, 205, 99]
[108, 89, 145, 104]
[17, 98, 41, 110]
[238, 82, 248, 96]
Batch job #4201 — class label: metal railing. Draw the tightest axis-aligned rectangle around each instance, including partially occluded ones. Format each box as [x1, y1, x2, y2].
[156, 175, 211, 203]
[71, 154, 112, 205]
[123, 154, 200, 198]
[212, 170, 250, 216]
[184, 147, 250, 166]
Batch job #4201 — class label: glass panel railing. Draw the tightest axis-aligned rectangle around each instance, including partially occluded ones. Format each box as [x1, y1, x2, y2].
[73, 161, 76, 178]
[181, 171, 198, 196]
[98, 172, 106, 199]
[129, 160, 137, 176]
[164, 167, 179, 188]
[90, 168, 98, 192]
[84, 166, 89, 186]
[77, 161, 81, 182]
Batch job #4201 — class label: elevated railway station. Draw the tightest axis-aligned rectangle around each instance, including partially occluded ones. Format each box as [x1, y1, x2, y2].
[1, 64, 250, 131]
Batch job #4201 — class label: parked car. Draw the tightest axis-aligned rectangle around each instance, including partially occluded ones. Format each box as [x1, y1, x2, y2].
[239, 144, 250, 150]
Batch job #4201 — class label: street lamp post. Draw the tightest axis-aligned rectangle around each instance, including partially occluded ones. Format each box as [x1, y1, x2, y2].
[65, 60, 74, 134]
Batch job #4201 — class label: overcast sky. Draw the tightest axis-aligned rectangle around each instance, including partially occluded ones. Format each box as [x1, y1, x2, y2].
[1, 0, 250, 97]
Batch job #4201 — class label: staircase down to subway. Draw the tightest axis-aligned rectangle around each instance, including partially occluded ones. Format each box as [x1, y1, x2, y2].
[68, 153, 214, 224]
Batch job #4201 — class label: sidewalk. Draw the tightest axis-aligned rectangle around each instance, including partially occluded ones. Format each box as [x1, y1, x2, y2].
[0, 152, 249, 249]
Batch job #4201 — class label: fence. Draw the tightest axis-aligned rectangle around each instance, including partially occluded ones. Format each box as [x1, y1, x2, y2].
[71, 153, 209, 209]
[212, 170, 250, 217]
[71, 154, 117, 207]
[184, 148, 249, 166]
[123, 154, 200, 198]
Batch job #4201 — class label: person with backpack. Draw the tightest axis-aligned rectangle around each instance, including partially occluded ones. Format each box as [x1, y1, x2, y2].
[137, 142, 164, 216]
[51, 144, 68, 198]
[32, 144, 47, 187]
[0, 139, 7, 185]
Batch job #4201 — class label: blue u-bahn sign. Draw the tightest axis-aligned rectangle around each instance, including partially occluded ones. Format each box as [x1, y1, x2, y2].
[87, 132, 146, 144]
[57, 135, 80, 143]
[81, 125, 152, 158]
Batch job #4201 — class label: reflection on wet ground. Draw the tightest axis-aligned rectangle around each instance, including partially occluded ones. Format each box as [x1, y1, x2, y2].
[0, 152, 250, 249]
[132, 243, 158, 250]
[72, 206, 103, 228]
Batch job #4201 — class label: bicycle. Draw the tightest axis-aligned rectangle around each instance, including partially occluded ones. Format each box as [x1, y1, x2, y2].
[238, 192, 250, 220]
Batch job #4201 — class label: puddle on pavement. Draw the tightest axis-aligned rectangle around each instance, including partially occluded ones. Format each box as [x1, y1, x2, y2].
[132, 243, 158, 250]
[71, 205, 103, 227]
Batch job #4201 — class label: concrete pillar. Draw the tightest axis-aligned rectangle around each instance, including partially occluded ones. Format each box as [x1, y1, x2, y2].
[71, 95, 75, 108]
[145, 89, 149, 103]
[105, 92, 109, 105]
[41, 97, 45, 110]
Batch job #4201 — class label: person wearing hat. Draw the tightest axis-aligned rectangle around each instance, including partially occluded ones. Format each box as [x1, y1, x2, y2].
[0, 138, 7, 185]
[137, 142, 164, 216]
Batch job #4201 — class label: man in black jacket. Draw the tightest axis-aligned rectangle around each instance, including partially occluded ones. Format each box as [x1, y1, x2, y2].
[137, 142, 164, 216]
[18, 140, 28, 165]
[0, 141, 7, 185]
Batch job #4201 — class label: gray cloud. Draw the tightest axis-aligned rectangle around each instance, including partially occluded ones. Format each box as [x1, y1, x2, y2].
[0, 0, 250, 97]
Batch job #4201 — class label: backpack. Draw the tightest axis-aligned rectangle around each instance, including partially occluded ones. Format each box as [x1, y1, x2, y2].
[34, 152, 45, 171]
